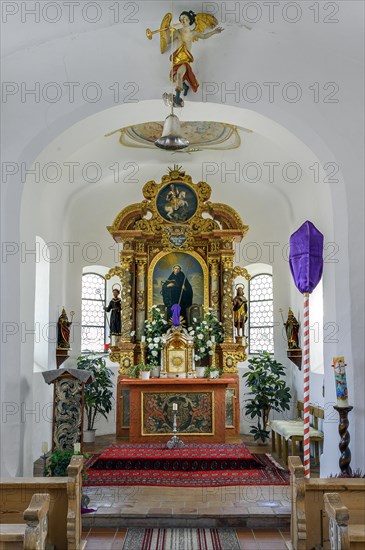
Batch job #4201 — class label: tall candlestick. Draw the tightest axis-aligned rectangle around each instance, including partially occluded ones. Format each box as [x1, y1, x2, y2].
[332, 356, 349, 407]
[141, 335, 146, 343]
[172, 403, 178, 411]
[41, 441, 48, 454]
[74, 443, 81, 454]
[211, 335, 215, 343]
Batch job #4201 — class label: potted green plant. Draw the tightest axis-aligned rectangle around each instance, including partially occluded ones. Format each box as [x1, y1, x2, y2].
[76, 352, 114, 443]
[45, 449, 92, 511]
[243, 351, 291, 443]
[129, 363, 142, 379]
[204, 366, 221, 379]
[140, 363, 154, 380]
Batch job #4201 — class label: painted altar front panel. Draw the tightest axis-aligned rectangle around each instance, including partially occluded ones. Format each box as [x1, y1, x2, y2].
[142, 391, 214, 436]
[117, 376, 238, 443]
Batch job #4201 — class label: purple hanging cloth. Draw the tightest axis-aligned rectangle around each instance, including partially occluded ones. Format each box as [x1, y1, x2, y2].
[289, 221, 324, 294]
[171, 304, 181, 327]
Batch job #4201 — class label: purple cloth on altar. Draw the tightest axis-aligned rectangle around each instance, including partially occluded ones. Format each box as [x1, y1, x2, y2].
[289, 221, 324, 294]
[171, 304, 181, 326]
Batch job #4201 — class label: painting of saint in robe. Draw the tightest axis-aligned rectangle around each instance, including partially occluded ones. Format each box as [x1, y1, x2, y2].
[162, 264, 193, 322]
[153, 252, 205, 324]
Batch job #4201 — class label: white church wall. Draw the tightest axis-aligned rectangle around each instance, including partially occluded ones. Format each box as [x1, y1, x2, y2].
[1, 2, 363, 475]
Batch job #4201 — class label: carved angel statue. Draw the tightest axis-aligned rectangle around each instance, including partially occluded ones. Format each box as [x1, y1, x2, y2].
[149, 10, 223, 106]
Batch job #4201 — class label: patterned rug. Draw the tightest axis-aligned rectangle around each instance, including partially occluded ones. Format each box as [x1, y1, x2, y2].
[122, 528, 241, 550]
[84, 443, 289, 487]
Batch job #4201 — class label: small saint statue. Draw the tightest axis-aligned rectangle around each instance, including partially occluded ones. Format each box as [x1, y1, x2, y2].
[284, 308, 300, 349]
[57, 308, 74, 349]
[232, 286, 248, 338]
[104, 287, 122, 337]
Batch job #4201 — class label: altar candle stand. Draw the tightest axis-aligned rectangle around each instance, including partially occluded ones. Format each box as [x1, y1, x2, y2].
[211, 336, 216, 370]
[332, 357, 353, 475]
[140, 336, 146, 366]
[41, 441, 48, 474]
[166, 403, 185, 449]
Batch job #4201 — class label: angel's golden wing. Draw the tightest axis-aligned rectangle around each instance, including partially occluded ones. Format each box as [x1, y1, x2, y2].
[193, 13, 218, 40]
[160, 12, 172, 53]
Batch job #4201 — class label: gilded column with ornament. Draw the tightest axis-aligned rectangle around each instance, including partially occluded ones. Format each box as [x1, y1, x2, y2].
[119, 254, 134, 342]
[208, 258, 220, 315]
[221, 255, 234, 342]
[135, 258, 147, 340]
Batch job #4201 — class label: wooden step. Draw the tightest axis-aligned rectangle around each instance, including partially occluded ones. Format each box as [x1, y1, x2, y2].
[0, 524, 25, 549]
[349, 523, 365, 543]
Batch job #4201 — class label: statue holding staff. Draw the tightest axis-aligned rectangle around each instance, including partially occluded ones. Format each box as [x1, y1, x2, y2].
[232, 285, 248, 338]
[104, 285, 122, 337]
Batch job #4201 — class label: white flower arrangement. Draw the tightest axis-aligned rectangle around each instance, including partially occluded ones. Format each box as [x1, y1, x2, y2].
[144, 306, 168, 366]
[188, 309, 224, 361]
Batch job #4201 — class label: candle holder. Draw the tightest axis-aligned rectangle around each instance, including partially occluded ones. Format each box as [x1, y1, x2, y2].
[140, 340, 147, 365]
[334, 405, 353, 475]
[42, 451, 48, 475]
[211, 342, 216, 370]
[166, 408, 184, 449]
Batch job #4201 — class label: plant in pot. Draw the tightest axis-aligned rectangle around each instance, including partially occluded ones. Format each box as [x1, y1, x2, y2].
[76, 352, 114, 444]
[140, 363, 154, 380]
[45, 449, 93, 512]
[204, 366, 221, 379]
[243, 351, 291, 443]
[129, 363, 142, 379]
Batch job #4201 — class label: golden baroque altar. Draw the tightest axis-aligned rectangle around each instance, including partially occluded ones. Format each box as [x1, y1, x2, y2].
[105, 166, 250, 439]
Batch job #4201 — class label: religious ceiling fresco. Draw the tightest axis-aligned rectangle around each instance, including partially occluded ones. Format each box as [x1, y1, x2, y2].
[106, 122, 252, 152]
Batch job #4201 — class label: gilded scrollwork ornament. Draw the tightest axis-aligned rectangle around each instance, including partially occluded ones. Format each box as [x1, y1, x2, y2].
[232, 266, 251, 281]
[109, 351, 121, 364]
[54, 379, 83, 450]
[119, 257, 134, 341]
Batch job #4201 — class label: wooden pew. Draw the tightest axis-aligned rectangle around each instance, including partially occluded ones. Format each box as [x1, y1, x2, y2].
[289, 456, 365, 550]
[324, 492, 365, 550]
[0, 493, 50, 549]
[271, 401, 324, 465]
[0, 456, 85, 550]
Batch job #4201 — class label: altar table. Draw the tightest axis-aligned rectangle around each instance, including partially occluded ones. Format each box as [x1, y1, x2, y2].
[116, 375, 239, 443]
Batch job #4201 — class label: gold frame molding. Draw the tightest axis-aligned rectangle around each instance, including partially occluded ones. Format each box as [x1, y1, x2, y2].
[148, 249, 209, 314]
[141, 391, 215, 436]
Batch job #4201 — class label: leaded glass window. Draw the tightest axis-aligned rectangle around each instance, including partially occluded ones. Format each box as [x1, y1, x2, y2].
[81, 273, 106, 352]
[249, 274, 274, 354]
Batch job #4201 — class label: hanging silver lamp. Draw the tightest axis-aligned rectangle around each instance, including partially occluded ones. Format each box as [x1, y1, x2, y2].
[155, 113, 189, 151]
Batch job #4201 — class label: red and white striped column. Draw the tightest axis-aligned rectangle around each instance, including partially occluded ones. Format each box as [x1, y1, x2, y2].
[303, 292, 311, 478]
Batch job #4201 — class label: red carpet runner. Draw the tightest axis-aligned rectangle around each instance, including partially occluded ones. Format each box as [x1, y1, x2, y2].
[122, 528, 241, 550]
[84, 443, 289, 487]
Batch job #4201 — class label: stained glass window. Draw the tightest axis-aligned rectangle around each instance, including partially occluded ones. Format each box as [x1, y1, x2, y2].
[249, 274, 274, 354]
[81, 273, 106, 352]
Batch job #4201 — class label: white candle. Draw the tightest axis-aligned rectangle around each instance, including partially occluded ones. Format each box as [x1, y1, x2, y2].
[41, 441, 48, 454]
[332, 356, 349, 407]
[74, 443, 81, 453]
[141, 336, 146, 343]
[211, 335, 216, 343]
[172, 403, 178, 411]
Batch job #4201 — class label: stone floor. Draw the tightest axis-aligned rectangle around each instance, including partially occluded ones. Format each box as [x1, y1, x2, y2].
[82, 526, 291, 549]
[81, 434, 313, 532]
[82, 483, 292, 529]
